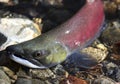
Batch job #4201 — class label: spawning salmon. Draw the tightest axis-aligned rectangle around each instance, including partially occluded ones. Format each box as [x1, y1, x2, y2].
[6, 0, 105, 69]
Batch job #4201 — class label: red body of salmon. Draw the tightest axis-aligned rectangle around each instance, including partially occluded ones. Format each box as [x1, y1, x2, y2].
[56, 0, 104, 50]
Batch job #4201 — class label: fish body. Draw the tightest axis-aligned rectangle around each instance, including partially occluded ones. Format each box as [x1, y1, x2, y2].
[6, 0, 105, 69]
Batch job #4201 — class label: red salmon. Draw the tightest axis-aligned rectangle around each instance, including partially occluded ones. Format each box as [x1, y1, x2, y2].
[6, 0, 105, 69]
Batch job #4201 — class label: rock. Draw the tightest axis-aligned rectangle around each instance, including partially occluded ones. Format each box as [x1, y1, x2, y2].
[15, 78, 32, 84]
[0, 0, 10, 3]
[52, 64, 68, 77]
[0, 18, 41, 51]
[100, 20, 120, 45]
[60, 75, 88, 84]
[0, 68, 11, 84]
[15, 67, 38, 84]
[16, 67, 31, 79]
[103, 0, 119, 19]
[92, 76, 116, 84]
[104, 1, 117, 14]
[3, 66, 17, 80]
[30, 69, 55, 80]
[16, 67, 61, 84]
[102, 61, 120, 82]
[0, 79, 10, 84]
[81, 47, 108, 63]
[96, 44, 107, 51]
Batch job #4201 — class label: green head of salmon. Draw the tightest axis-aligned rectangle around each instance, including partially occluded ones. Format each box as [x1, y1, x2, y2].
[6, 0, 104, 69]
[6, 35, 69, 68]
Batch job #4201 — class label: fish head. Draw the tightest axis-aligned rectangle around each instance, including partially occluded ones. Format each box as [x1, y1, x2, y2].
[6, 36, 68, 69]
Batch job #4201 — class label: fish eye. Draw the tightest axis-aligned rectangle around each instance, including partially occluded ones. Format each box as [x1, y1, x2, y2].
[33, 50, 50, 59]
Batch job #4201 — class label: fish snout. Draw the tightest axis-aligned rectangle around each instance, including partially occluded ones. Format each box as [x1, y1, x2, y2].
[6, 45, 24, 56]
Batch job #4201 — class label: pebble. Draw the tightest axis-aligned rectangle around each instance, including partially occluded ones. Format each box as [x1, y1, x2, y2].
[0, 68, 11, 84]
[30, 69, 55, 79]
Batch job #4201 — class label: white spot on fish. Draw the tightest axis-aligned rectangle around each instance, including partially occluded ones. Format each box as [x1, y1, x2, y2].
[65, 30, 70, 34]
[75, 41, 81, 46]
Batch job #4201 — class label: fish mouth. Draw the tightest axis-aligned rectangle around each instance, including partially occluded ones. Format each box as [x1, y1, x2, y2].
[9, 53, 48, 69]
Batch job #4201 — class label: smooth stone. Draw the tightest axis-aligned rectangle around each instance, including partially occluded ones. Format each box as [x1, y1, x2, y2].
[0, 18, 41, 51]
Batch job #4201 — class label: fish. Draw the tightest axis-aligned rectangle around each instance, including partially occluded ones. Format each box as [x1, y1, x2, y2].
[6, 0, 105, 69]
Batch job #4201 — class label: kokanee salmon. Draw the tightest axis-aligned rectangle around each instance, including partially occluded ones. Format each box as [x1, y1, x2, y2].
[6, 0, 105, 69]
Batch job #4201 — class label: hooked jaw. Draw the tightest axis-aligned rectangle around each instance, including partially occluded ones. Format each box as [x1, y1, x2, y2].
[6, 45, 50, 69]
